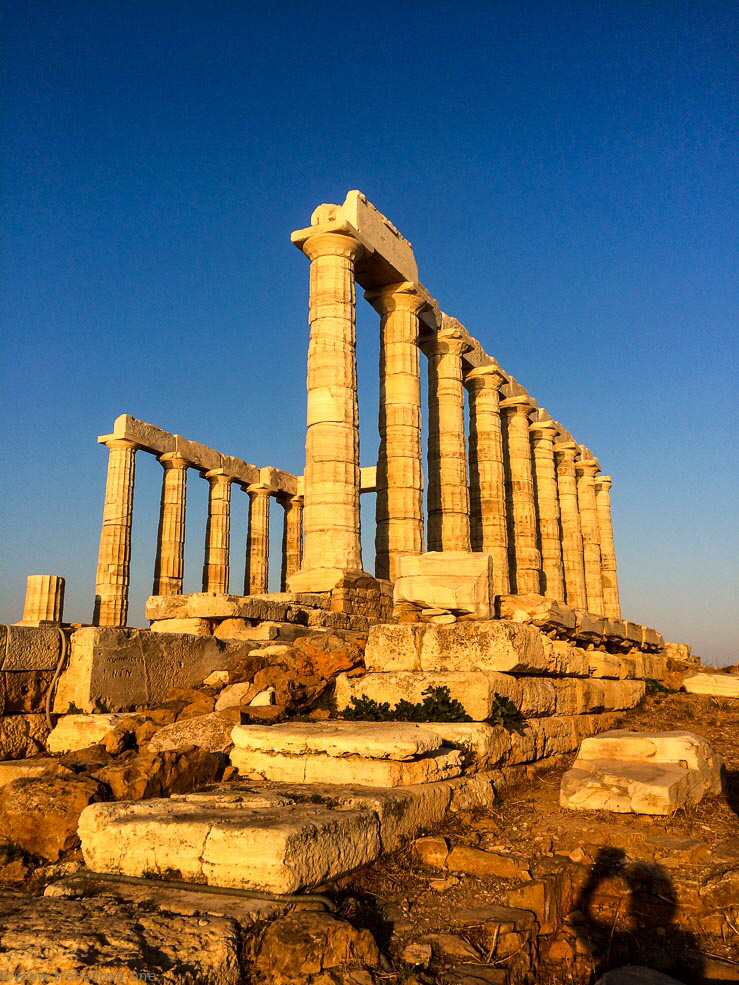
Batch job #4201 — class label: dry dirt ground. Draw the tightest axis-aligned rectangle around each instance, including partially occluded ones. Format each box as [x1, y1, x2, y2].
[337, 692, 739, 985]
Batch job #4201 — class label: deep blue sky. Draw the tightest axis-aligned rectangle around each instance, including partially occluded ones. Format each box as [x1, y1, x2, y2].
[1, 2, 736, 662]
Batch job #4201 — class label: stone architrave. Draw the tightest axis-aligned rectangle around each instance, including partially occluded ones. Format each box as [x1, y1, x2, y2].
[365, 282, 426, 582]
[594, 476, 621, 618]
[499, 396, 541, 594]
[553, 440, 587, 611]
[575, 451, 605, 616]
[421, 328, 471, 553]
[244, 484, 271, 595]
[279, 493, 303, 592]
[465, 365, 510, 596]
[202, 470, 231, 594]
[152, 453, 189, 597]
[93, 438, 137, 627]
[288, 230, 365, 592]
[529, 420, 565, 601]
[19, 575, 65, 626]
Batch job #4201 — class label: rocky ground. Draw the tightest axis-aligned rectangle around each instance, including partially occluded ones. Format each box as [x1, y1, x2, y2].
[0, 631, 736, 985]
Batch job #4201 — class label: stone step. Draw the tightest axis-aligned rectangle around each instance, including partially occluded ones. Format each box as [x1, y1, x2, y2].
[682, 673, 739, 698]
[560, 760, 716, 815]
[79, 793, 381, 894]
[577, 729, 721, 772]
[335, 671, 644, 721]
[230, 721, 444, 761]
[230, 746, 463, 787]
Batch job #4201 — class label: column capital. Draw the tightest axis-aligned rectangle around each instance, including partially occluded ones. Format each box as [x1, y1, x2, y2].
[464, 364, 507, 390]
[158, 452, 190, 470]
[594, 475, 613, 491]
[419, 329, 472, 358]
[300, 230, 364, 263]
[499, 395, 536, 414]
[364, 281, 428, 316]
[529, 419, 558, 436]
[554, 438, 578, 456]
[246, 482, 272, 496]
[204, 468, 231, 482]
[575, 457, 600, 476]
[100, 437, 138, 452]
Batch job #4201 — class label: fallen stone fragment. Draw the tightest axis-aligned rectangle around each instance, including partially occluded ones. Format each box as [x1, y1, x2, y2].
[445, 845, 531, 880]
[146, 711, 237, 753]
[424, 933, 480, 961]
[0, 895, 241, 985]
[0, 757, 74, 788]
[215, 681, 252, 710]
[401, 943, 432, 967]
[0, 773, 106, 860]
[682, 673, 739, 698]
[0, 713, 50, 760]
[92, 746, 224, 800]
[254, 912, 379, 984]
[46, 713, 127, 753]
[414, 834, 450, 868]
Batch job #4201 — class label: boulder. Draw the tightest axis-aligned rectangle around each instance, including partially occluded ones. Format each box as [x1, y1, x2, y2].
[93, 747, 224, 800]
[46, 714, 128, 754]
[393, 551, 493, 620]
[0, 774, 106, 860]
[145, 712, 237, 754]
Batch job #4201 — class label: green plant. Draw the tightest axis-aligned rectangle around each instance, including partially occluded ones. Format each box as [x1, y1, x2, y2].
[340, 685, 472, 723]
[645, 678, 675, 696]
[487, 693, 526, 734]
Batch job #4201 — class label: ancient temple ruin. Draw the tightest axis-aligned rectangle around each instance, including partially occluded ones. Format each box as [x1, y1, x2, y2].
[82, 191, 621, 634]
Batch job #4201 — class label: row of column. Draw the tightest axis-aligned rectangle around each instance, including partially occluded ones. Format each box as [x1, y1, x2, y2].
[93, 440, 304, 627]
[292, 227, 620, 618]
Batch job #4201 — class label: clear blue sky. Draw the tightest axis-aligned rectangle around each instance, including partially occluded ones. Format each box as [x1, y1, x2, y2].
[1, 1, 736, 663]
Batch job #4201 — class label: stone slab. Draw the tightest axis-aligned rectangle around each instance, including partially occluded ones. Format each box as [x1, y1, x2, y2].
[78, 796, 380, 893]
[0, 757, 74, 788]
[53, 627, 237, 713]
[393, 551, 493, 619]
[577, 729, 722, 773]
[419, 622, 563, 674]
[230, 746, 463, 787]
[46, 713, 128, 753]
[150, 618, 212, 636]
[497, 594, 577, 633]
[560, 760, 718, 815]
[230, 722, 444, 761]
[683, 673, 739, 698]
[335, 670, 522, 722]
[0, 624, 64, 671]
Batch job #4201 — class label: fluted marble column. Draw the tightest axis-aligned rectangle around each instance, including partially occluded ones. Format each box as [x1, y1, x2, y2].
[152, 453, 189, 596]
[594, 475, 621, 618]
[465, 365, 510, 595]
[421, 329, 471, 552]
[529, 420, 565, 601]
[20, 575, 65, 626]
[202, 469, 231, 593]
[94, 438, 137, 627]
[279, 493, 304, 591]
[553, 440, 587, 609]
[500, 396, 541, 594]
[289, 230, 364, 591]
[366, 281, 425, 581]
[575, 452, 604, 616]
[244, 484, 271, 595]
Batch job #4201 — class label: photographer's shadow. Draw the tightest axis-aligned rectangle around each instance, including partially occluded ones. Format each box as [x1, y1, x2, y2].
[575, 846, 706, 984]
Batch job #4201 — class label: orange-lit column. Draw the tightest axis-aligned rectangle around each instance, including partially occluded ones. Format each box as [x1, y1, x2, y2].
[202, 469, 231, 593]
[575, 451, 604, 615]
[553, 439, 587, 609]
[279, 493, 304, 591]
[152, 453, 189, 596]
[500, 396, 541, 594]
[244, 484, 271, 595]
[366, 282, 425, 581]
[594, 475, 621, 618]
[421, 329, 471, 552]
[465, 365, 510, 594]
[93, 438, 137, 627]
[529, 420, 565, 601]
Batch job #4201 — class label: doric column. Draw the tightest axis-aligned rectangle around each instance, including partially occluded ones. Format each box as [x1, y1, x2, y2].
[279, 493, 304, 591]
[202, 469, 231, 593]
[575, 452, 605, 616]
[289, 230, 365, 591]
[20, 575, 65, 626]
[594, 475, 621, 618]
[529, 420, 565, 601]
[152, 453, 189, 596]
[93, 438, 137, 627]
[244, 484, 271, 595]
[465, 365, 510, 595]
[421, 329, 471, 552]
[553, 440, 587, 610]
[365, 281, 425, 581]
[500, 396, 541, 594]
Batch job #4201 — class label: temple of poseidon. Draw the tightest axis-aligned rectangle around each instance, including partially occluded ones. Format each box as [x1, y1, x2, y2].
[1, 192, 736, 985]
